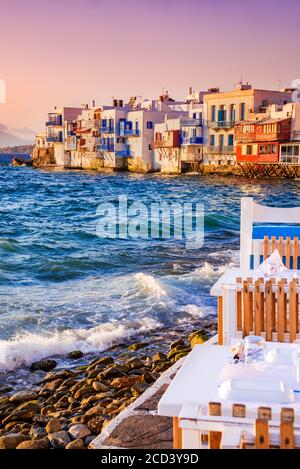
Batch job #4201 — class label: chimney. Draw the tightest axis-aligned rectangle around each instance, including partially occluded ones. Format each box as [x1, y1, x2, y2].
[113, 99, 118, 107]
[118, 99, 123, 107]
[189, 86, 192, 95]
[92, 100, 95, 107]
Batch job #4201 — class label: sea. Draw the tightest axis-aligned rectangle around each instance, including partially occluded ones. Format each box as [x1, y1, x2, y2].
[0, 164, 299, 375]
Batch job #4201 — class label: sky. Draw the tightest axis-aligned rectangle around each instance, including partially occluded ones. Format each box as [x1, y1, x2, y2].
[0, 0, 299, 137]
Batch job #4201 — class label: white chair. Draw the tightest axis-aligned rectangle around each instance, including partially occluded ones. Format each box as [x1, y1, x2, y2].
[215, 197, 300, 345]
[241, 197, 300, 270]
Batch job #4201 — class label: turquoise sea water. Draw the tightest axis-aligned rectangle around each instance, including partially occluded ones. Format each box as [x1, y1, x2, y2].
[0, 165, 299, 371]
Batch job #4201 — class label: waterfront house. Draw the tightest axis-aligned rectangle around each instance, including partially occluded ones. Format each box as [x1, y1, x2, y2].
[69, 104, 103, 170]
[46, 106, 82, 167]
[235, 117, 292, 163]
[203, 84, 293, 166]
[180, 100, 204, 172]
[99, 100, 129, 171]
[153, 117, 182, 174]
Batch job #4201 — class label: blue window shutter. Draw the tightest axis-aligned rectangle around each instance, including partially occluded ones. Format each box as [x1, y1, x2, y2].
[218, 110, 223, 122]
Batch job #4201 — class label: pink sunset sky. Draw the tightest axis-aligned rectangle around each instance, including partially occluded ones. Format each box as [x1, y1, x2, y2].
[0, 0, 299, 139]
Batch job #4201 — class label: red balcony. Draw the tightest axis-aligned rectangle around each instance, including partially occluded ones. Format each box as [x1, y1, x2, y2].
[152, 130, 180, 149]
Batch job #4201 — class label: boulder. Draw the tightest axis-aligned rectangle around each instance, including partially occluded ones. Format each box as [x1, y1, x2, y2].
[0, 433, 30, 449]
[68, 424, 91, 440]
[128, 342, 149, 351]
[110, 375, 141, 389]
[48, 430, 71, 449]
[92, 382, 109, 393]
[99, 365, 125, 380]
[30, 358, 57, 372]
[87, 418, 104, 434]
[41, 379, 64, 393]
[131, 382, 149, 397]
[16, 400, 42, 413]
[189, 330, 209, 348]
[88, 357, 113, 370]
[124, 357, 144, 369]
[16, 438, 50, 449]
[9, 390, 37, 404]
[68, 350, 84, 360]
[152, 352, 167, 363]
[65, 438, 84, 449]
[170, 338, 186, 349]
[29, 424, 47, 440]
[46, 417, 67, 434]
[2, 409, 35, 426]
[42, 370, 75, 383]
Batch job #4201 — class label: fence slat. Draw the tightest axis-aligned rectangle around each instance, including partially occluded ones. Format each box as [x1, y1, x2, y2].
[277, 280, 285, 342]
[243, 280, 251, 337]
[265, 280, 273, 341]
[279, 236, 284, 259]
[208, 402, 222, 449]
[289, 280, 297, 342]
[263, 236, 269, 260]
[255, 420, 269, 449]
[254, 280, 262, 336]
[271, 236, 276, 254]
[286, 237, 291, 268]
[294, 237, 299, 270]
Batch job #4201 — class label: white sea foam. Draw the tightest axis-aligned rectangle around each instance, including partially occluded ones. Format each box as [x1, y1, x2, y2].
[134, 272, 168, 299]
[183, 304, 210, 318]
[0, 317, 161, 372]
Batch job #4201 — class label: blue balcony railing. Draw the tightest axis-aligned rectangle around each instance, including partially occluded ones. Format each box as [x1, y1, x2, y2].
[46, 115, 62, 126]
[97, 144, 115, 152]
[119, 128, 140, 137]
[115, 146, 131, 157]
[99, 126, 114, 133]
[181, 136, 203, 145]
[181, 118, 203, 127]
[46, 135, 63, 143]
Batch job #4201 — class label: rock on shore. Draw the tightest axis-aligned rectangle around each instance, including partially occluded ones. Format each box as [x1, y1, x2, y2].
[0, 322, 216, 450]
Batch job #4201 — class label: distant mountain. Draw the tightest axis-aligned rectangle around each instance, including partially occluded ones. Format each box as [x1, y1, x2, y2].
[0, 129, 34, 147]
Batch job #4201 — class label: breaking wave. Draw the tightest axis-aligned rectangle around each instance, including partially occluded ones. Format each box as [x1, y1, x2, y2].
[0, 317, 161, 372]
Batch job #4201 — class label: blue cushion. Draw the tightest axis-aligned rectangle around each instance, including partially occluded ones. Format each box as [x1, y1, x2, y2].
[252, 225, 300, 240]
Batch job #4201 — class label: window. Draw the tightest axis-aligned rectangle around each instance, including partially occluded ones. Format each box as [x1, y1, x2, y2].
[272, 144, 277, 154]
[193, 112, 197, 119]
[210, 135, 215, 146]
[211, 105, 216, 122]
[146, 121, 153, 129]
[240, 103, 246, 121]
[218, 106, 226, 122]
[228, 135, 234, 146]
[230, 104, 235, 122]
[246, 145, 252, 155]
[294, 146, 299, 156]
[148, 144, 152, 150]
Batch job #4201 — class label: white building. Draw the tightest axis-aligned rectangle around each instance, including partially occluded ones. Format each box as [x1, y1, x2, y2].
[46, 106, 82, 166]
